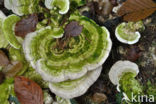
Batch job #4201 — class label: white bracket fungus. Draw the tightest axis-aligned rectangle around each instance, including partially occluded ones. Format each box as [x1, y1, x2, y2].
[49, 66, 102, 99]
[115, 21, 145, 44]
[4, 0, 40, 16]
[2, 15, 21, 49]
[109, 60, 139, 85]
[23, 15, 112, 83]
[45, 0, 70, 14]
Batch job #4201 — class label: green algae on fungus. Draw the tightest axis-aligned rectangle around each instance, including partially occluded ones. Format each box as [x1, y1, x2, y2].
[45, 0, 70, 14]
[2, 14, 22, 49]
[119, 72, 143, 102]
[4, 0, 40, 16]
[23, 14, 112, 83]
[115, 21, 145, 44]
[109, 60, 142, 102]
[49, 66, 102, 99]
[0, 11, 8, 48]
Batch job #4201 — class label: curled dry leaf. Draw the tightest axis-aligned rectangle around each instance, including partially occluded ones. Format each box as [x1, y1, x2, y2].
[118, 0, 156, 22]
[0, 50, 10, 67]
[15, 14, 38, 38]
[64, 21, 83, 37]
[14, 76, 43, 104]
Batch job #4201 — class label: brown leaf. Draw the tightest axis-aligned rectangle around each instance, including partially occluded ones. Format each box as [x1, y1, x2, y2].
[0, 50, 10, 67]
[15, 14, 38, 38]
[92, 93, 107, 103]
[64, 21, 83, 37]
[118, 0, 156, 22]
[3, 61, 23, 78]
[14, 76, 43, 104]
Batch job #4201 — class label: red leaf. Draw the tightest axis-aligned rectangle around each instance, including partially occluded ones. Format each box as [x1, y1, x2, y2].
[15, 14, 38, 38]
[14, 76, 43, 104]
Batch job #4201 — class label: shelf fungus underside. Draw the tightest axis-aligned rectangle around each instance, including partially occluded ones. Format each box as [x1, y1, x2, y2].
[49, 66, 102, 99]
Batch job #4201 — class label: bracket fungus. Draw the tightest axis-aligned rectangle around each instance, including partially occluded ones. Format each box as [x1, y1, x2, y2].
[2, 14, 22, 49]
[0, 0, 113, 102]
[109, 60, 143, 101]
[45, 0, 70, 14]
[49, 66, 102, 99]
[22, 13, 112, 98]
[23, 14, 112, 83]
[0, 11, 8, 48]
[115, 21, 145, 44]
[53, 96, 71, 104]
[109, 60, 139, 85]
[4, 0, 40, 16]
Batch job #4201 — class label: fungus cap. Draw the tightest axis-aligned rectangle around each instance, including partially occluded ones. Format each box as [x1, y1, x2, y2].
[23, 14, 112, 83]
[45, 0, 70, 14]
[115, 22, 141, 44]
[109, 60, 139, 85]
[0, 11, 8, 48]
[2, 14, 21, 49]
[4, 0, 40, 16]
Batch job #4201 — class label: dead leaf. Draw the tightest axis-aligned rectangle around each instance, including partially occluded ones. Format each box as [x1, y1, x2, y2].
[15, 14, 38, 38]
[118, 0, 156, 22]
[0, 50, 10, 67]
[3, 61, 23, 78]
[92, 93, 107, 103]
[14, 76, 43, 104]
[64, 21, 83, 37]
